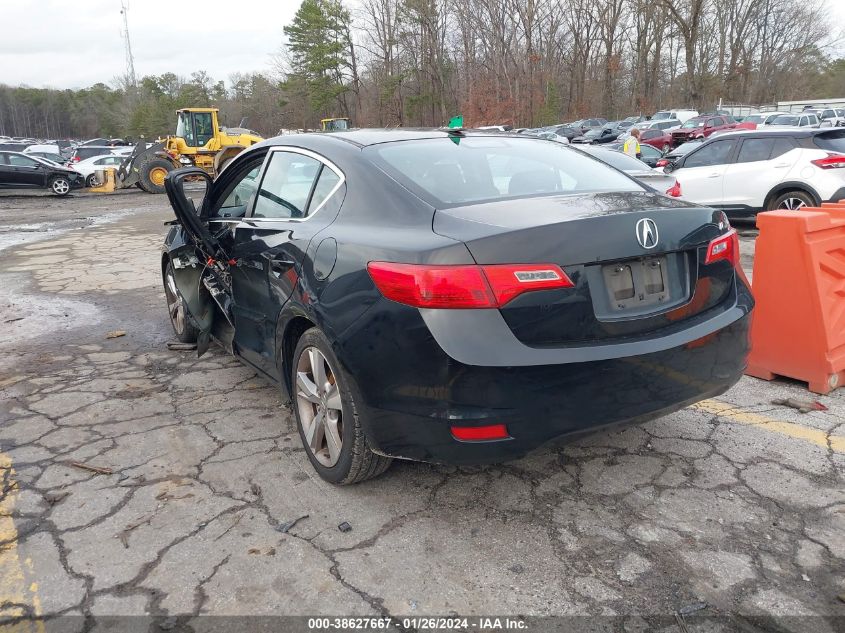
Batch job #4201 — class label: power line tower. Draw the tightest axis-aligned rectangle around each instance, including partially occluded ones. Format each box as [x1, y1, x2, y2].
[120, 0, 137, 89]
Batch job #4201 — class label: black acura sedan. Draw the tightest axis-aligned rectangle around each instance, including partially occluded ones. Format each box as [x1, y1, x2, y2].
[162, 130, 753, 484]
[0, 151, 84, 195]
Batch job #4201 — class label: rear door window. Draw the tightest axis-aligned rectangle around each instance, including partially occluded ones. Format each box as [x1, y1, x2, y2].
[253, 152, 321, 219]
[684, 140, 737, 168]
[307, 167, 342, 214]
[736, 138, 775, 163]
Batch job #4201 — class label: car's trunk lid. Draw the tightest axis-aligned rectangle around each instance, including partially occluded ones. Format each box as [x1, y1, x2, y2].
[433, 191, 735, 346]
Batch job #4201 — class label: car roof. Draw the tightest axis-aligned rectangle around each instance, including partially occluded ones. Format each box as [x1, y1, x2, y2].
[707, 127, 832, 139]
[264, 128, 532, 148]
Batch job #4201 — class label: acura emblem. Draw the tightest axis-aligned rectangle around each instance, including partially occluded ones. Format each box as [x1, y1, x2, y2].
[636, 218, 659, 249]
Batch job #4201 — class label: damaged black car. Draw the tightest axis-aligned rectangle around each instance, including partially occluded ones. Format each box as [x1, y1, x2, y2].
[162, 130, 753, 484]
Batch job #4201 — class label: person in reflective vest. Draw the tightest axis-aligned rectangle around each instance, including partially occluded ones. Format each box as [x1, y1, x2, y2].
[624, 128, 641, 159]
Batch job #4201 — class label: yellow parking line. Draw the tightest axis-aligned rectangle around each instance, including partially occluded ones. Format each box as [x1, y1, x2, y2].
[691, 399, 844, 453]
[0, 453, 43, 632]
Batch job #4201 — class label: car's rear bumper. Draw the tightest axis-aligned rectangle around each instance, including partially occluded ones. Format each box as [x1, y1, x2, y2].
[337, 294, 752, 465]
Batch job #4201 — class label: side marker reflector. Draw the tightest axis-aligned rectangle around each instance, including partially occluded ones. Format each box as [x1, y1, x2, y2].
[450, 424, 510, 442]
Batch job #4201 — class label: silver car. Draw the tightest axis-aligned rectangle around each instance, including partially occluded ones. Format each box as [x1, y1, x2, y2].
[578, 146, 680, 196]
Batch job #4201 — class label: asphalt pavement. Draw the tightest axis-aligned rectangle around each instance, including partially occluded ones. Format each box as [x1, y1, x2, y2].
[0, 190, 842, 632]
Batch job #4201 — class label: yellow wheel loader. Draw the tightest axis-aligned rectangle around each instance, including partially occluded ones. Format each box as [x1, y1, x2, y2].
[114, 108, 263, 194]
[320, 117, 350, 132]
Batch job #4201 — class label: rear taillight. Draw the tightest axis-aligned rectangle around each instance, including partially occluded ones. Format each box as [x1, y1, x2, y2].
[811, 153, 845, 169]
[665, 180, 682, 197]
[366, 262, 574, 309]
[705, 229, 738, 266]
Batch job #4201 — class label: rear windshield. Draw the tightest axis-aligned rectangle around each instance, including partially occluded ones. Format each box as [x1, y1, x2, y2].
[814, 129, 845, 153]
[366, 136, 641, 206]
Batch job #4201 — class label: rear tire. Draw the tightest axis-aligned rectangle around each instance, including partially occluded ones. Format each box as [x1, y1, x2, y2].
[163, 260, 198, 343]
[49, 176, 70, 196]
[85, 173, 100, 188]
[769, 190, 814, 211]
[290, 327, 392, 484]
[138, 158, 173, 194]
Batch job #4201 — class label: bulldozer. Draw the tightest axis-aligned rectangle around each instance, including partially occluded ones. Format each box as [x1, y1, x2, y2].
[112, 108, 263, 194]
[320, 117, 350, 132]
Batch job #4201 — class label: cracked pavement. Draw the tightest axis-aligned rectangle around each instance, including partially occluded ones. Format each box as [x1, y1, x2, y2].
[0, 191, 843, 632]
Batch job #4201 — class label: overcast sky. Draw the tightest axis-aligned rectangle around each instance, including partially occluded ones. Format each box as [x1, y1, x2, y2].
[1, 0, 843, 90]
[0, 0, 300, 89]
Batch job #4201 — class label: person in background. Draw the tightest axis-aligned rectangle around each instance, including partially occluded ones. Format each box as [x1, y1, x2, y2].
[624, 128, 641, 159]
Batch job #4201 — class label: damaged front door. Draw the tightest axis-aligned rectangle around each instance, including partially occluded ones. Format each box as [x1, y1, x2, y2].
[164, 167, 236, 355]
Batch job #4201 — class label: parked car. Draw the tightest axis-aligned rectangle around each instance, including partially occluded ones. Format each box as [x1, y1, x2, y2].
[670, 115, 736, 147]
[656, 140, 705, 168]
[652, 109, 699, 124]
[0, 151, 84, 195]
[571, 125, 619, 144]
[69, 145, 131, 163]
[23, 143, 62, 157]
[634, 143, 664, 167]
[805, 108, 845, 128]
[161, 129, 753, 483]
[545, 125, 579, 141]
[25, 151, 68, 165]
[578, 146, 680, 196]
[536, 131, 570, 144]
[72, 154, 127, 186]
[768, 113, 823, 128]
[639, 128, 674, 152]
[605, 141, 664, 167]
[629, 119, 681, 139]
[664, 128, 845, 216]
[572, 118, 606, 134]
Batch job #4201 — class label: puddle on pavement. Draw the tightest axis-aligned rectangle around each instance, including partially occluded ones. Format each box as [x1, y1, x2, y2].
[0, 273, 102, 346]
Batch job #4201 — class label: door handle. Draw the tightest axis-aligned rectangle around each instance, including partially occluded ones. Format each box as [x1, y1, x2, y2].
[707, 173, 721, 178]
[774, 163, 789, 168]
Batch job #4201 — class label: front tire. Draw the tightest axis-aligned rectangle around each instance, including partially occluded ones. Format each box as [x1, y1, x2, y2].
[49, 176, 70, 196]
[163, 261, 198, 343]
[138, 158, 173, 194]
[85, 173, 100, 188]
[291, 327, 392, 484]
[770, 190, 814, 211]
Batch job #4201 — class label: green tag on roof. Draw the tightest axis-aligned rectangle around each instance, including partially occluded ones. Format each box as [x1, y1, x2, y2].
[448, 115, 464, 129]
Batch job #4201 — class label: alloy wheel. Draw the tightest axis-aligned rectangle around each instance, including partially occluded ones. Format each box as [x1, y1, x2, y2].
[52, 178, 69, 195]
[779, 197, 807, 211]
[295, 347, 343, 467]
[164, 267, 186, 334]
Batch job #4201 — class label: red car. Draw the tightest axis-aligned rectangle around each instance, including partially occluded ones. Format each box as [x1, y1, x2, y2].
[670, 115, 736, 147]
[639, 128, 674, 152]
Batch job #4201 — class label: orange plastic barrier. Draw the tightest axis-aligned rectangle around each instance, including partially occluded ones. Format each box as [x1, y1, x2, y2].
[746, 204, 845, 394]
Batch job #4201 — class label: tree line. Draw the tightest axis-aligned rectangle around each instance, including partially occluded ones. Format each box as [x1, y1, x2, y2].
[1, 0, 843, 140]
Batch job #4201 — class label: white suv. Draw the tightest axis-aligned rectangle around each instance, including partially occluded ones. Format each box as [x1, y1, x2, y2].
[664, 128, 845, 216]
